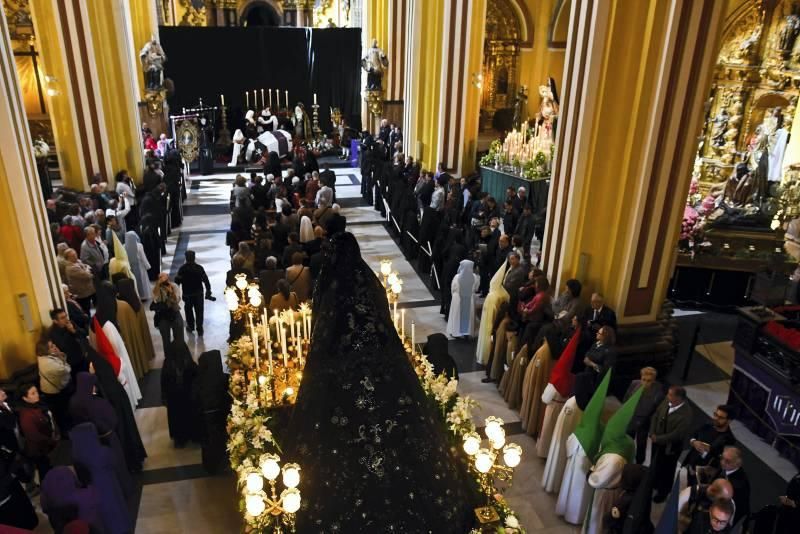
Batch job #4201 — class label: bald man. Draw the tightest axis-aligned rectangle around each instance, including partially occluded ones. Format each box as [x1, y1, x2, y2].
[680, 479, 735, 531]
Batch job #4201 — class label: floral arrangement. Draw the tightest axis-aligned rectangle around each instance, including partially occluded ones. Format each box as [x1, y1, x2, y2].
[522, 151, 548, 180]
[763, 321, 800, 352]
[480, 140, 504, 166]
[33, 138, 49, 159]
[227, 373, 280, 472]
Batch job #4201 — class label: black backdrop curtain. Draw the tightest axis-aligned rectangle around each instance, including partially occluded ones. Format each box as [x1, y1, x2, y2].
[159, 26, 362, 135]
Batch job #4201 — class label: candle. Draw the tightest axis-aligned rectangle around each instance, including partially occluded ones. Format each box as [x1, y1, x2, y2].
[393, 301, 398, 328]
[283, 326, 288, 368]
[246, 91, 250, 109]
[401, 309, 405, 339]
[276, 89, 280, 109]
[296, 321, 302, 363]
[285, 90, 289, 108]
[411, 322, 415, 346]
[220, 94, 225, 106]
[314, 93, 317, 105]
[262, 319, 273, 375]
[261, 89, 265, 109]
[268, 89, 272, 108]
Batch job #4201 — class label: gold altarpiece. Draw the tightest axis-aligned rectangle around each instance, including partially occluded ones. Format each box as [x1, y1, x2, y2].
[695, 1, 799, 208]
[480, 0, 521, 129]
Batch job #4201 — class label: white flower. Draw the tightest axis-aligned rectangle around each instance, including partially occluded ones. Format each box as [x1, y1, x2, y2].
[505, 515, 520, 529]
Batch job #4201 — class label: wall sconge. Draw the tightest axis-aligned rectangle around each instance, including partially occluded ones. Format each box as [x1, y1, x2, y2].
[44, 75, 60, 97]
[472, 72, 483, 90]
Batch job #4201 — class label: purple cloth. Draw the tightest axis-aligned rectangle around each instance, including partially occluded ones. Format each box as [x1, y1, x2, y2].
[69, 373, 134, 497]
[41, 467, 102, 533]
[350, 140, 359, 166]
[69, 423, 132, 534]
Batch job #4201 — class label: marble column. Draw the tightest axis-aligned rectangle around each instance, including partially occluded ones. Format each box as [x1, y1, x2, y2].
[0, 12, 64, 376]
[29, 0, 144, 188]
[543, 0, 725, 323]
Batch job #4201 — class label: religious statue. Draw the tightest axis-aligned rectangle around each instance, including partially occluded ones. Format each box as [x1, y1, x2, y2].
[292, 103, 312, 141]
[139, 37, 167, 91]
[778, 4, 800, 60]
[538, 78, 559, 123]
[512, 86, 529, 130]
[709, 107, 730, 149]
[768, 108, 789, 184]
[361, 39, 389, 91]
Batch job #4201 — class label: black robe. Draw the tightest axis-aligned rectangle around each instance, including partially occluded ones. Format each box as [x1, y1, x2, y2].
[161, 342, 199, 446]
[192, 350, 231, 473]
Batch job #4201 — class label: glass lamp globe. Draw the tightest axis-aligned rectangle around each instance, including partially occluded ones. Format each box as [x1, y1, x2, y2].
[484, 416, 504, 442]
[235, 274, 249, 290]
[387, 272, 399, 287]
[462, 432, 481, 456]
[260, 454, 281, 481]
[474, 448, 495, 474]
[380, 259, 392, 276]
[282, 463, 301, 488]
[249, 295, 262, 307]
[245, 471, 263, 493]
[391, 281, 402, 295]
[489, 431, 506, 450]
[247, 283, 261, 299]
[281, 488, 301, 514]
[503, 443, 522, 468]
[245, 493, 266, 517]
[258, 375, 268, 386]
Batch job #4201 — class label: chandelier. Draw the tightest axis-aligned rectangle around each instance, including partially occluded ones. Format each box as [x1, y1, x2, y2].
[242, 454, 302, 532]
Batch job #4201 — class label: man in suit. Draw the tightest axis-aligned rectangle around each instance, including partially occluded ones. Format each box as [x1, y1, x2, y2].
[624, 366, 665, 464]
[686, 498, 735, 533]
[716, 446, 750, 526]
[650, 385, 693, 502]
[502, 252, 528, 307]
[684, 405, 737, 482]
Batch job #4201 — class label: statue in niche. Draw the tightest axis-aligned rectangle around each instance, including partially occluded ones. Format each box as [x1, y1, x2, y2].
[139, 37, 167, 91]
[361, 39, 389, 91]
[778, 4, 800, 60]
[709, 107, 730, 151]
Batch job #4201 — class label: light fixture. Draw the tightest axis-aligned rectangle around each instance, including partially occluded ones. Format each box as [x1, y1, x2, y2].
[387, 271, 399, 287]
[463, 432, 481, 456]
[484, 416, 504, 442]
[245, 492, 267, 517]
[245, 470, 264, 493]
[282, 463, 301, 489]
[474, 448, 495, 474]
[260, 454, 281, 481]
[380, 259, 392, 277]
[503, 443, 522, 468]
[235, 273, 249, 290]
[281, 487, 301, 513]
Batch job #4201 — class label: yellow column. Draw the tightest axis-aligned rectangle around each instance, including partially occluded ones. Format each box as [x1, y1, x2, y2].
[128, 0, 160, 96]
[543, 0, 725, 324]
[0, 13, 64, 377]
[29, 0, 144, 188]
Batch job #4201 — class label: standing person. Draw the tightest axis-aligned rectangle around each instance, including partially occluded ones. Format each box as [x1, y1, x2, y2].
[161, 341, 199, 448]
[64, 249, 96, 314]
[151, 273, 185, 348]
[258, 256, 284, 304]
[650, 385, 693, 502]
[79, 227, 106, 279]
[716, 446, 751, 525]
[446, 259, 479, 339]
[193, 350, 231, 473]
[174, 250, 213, 336]
[49, 307, 89, 378]
[36, 339, 73, 433]
[624, 367, 665, 464]
[285, 252, 312, 303]
[684, 404, 736, 481]
[16, 384, 58, 485]
[0, 389, 38, 530]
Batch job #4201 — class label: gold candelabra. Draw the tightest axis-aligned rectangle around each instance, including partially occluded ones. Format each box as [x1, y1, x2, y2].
[378, 259, 405, 337]
[462, 417, 522, 520]
[243, 454, 302, 532]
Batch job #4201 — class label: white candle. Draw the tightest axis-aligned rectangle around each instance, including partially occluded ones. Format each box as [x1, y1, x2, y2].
[296, 322, 302, 363]
[268, 89, 272, 108]
[261, 89, 265, 109]
[401, 309, 405, 339]
[411, 322, 415, 345]
[393, 301, 398, 328]
[220, 94, 225, 106]
[263, 320, 273, 375]
[283, 326, 288, 368]
[314, 93, 317, 105]
[285, 90, 289, 107]
[246, 91, 249, 109]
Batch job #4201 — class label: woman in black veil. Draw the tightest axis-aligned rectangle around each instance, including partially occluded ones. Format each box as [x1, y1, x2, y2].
[287, 215, 477, 532]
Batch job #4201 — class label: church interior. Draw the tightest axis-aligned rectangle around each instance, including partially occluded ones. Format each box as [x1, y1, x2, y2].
[1, 0, 800, 532]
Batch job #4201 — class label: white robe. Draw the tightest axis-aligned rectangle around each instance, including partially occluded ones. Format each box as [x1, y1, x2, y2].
[102, 321, 142, 410]
[536, 383, 566, 458]
[229, 129, 245, 166]
[543, 396, 583, 493]
[475, 261, 509, 364]
[769, 128, 788, 182]
[446, 260, 479, 338]
[556, 433, 592, 524]
[584, 453, 626, 534]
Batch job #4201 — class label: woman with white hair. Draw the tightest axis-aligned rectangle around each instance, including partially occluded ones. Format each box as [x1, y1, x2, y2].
[299, 215, 314, 243]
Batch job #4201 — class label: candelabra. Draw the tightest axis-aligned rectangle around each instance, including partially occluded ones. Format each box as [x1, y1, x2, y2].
[216, 103, 232, 149]
[224, 274, 263, 320]
[310, 101, 322, 149]
[377, 259, 405, 335]
[462, 417, 522, 523]
[243, 454, 302, 533]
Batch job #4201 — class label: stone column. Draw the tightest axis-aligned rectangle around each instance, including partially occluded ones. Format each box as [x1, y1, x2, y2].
[543, 0, 725, 323]
[29, 0, 144, 187]
[0, 12, 64, 376]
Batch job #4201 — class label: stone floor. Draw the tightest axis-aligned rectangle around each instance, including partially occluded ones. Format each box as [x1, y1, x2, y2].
[33, 165, 790, 532]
